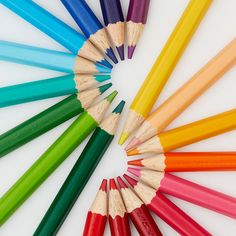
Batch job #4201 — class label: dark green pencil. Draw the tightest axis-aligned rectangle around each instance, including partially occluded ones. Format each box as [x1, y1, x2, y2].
[34, 100, 125, 236]
[0, 83, 112, 158]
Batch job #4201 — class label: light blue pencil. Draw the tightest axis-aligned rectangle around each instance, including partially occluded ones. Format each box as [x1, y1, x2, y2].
[0, 41, 111, 74]
[0, 0, 112, 68]
[0, 74, 111, 107]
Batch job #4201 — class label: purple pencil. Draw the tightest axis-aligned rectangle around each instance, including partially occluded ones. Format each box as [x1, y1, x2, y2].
[126, 0, 150, 59]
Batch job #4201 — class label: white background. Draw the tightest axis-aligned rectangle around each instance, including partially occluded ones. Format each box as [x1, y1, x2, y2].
[0, 0, 236, 235]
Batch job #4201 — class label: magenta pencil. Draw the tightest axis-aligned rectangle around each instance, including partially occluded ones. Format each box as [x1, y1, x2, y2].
[123, 174, 211, 236]
[128, 168, 236, 219]
[126, 0, 150, 59]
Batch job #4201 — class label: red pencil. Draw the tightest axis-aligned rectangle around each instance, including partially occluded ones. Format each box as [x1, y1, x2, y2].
[128, 168, 236, 219]
[83, 179, 107, 236]
[117, 176, 162, 236]
[123, 174, 212, 236]
[108, 179, 131, 236]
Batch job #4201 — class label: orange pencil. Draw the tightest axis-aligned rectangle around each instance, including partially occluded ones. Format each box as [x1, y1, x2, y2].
[127, 109, 236, 155]
[126, 38, 236, 150]
[128, 152, 236, 172]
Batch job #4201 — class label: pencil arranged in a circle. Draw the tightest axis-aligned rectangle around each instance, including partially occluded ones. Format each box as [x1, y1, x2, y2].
[127, 109, 236, 155]
[100, 0, 125, 60]
[0, 91, 117, 225]
[34, 101, 125, 236]
[0, 74, 110, 107]
[128, 152, 236, 172]
[126, 38, 236, 150]
[117, 176, 163, 236]
[126, 0, 150, 59]
[119, 0, 212, 144]
[123, 174, 211, 236]
[109, 179, 131, 236]
[83, 179, 108, 236]
[61, 0, 118, 64]
[0, 41, 111, 74]
[0, 84, 111, 158]
[0, 0, 111, 67]
[128, 168, 236, 219]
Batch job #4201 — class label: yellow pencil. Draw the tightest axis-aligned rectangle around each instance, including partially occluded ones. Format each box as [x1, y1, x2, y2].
[127, 109, 236, 155]
[119, 0, 212, 145]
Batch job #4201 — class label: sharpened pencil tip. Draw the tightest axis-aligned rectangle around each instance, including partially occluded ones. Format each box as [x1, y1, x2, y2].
[105, 90, 118, 103]
[116, 45, 125, 61]
[100, 59, 113, 69]
[123, 174, 137, 187]
[126, 148, 139, 156]
[117, 177, 127, 189]
[118, 132, 129, 145]
[99, 83, 112, 94]
[95, 74, 111, 82]
[113, 100, 125, 114]
[128, 159, 143, 167]
[100, 179, 107, 192]
[109, 179, 118, 190]
[125, 137, 140, 151]
[128, 46, 136, 59]
[128, 167, 141, 177]
[95, 62, 112, 73]
[106, 47, 118, 64]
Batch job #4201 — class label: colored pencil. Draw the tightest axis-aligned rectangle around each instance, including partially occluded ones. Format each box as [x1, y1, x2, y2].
[117, 177, 162, 236]
[83, 179, 108, 236]
[124, 174, 211, 236]
[0, 0, 112, 67]
[0, 84, 111, 158]
[34, 101, 125, 236]
[128, 168, 236, 219]
[126, 0, 150, 59]
[127, 109, 236, 155]
[0, 41, 111, 74]
[119, 0, 212, 144]
[108, 179, 131, 236]
[0, 74, 110, 107]
[61, 0, 118, 64]
[0, 91, 117, 225]
[126, 38, 236, 150]
[100, 0, 125, 60]
[128, 152, 236, 172]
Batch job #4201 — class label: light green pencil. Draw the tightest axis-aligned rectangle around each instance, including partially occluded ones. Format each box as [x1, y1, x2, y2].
[0, 91, 118, 225]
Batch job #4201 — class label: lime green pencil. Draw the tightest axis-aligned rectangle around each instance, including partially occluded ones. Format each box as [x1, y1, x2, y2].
[0, 91, 117, 225]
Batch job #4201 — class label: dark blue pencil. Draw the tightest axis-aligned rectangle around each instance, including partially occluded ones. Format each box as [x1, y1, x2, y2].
[61, 0, 118, 64]
[100, 0, 125, 60]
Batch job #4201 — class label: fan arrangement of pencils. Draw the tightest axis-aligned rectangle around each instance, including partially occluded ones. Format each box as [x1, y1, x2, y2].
[0, 0, 235, 235]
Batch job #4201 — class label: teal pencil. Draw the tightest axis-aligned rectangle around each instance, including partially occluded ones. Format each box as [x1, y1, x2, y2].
[0, 74, 110, 107]
[0, 41, 111, 74]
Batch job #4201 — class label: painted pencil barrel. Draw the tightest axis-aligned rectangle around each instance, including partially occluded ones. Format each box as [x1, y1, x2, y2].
[165, 152, 236, 172]
[0, 112, 98, 225]
[0, 74, 110, 107]
[152, 191, 212, 236]
[0, 0, 85, 54]
[160, 174, 236, 219]
[0, 95, 82, 158]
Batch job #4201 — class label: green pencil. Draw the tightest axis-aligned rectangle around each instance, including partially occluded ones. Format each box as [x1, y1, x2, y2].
[0, 83, 112, 158]
[0, 91, 118, 225]
[34, 100, 125, 236]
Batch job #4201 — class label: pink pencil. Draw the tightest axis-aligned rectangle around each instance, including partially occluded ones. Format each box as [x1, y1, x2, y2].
[123, 174, 212, 236]
[128, 168, 236, 219]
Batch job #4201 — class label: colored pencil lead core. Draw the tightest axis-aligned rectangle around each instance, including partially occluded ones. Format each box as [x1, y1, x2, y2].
[105, 91, 118, 102]
[100, 59, 113, 69]
[117, 177, 128, 189]
[127, 167, 141, 177]
[95, 74, 111, 82]
[123, 174, 137, 187]
[126, 148, 139, 156]
[128, 46, 136, 59]
[96, 62, 112, 73]
[100, 179, 108, 192]
[118, 131, 129, 145]
[106, 48, 118, 64]
[113, 100, 125, 114]
[99, 83, 112, 93]
[128, 159, 143, 167]
[125, 137, 140, 151]
[117, 45, 125, 61]
[109, 178, 118, 190]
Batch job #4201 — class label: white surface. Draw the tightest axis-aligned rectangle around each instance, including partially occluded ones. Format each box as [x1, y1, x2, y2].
[0, 0, 236, 235]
